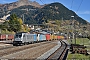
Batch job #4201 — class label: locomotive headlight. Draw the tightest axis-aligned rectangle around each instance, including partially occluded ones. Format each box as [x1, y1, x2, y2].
[15, 38, 21, 41]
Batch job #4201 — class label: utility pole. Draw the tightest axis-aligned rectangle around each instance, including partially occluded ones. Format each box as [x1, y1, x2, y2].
[23, 14, 24, 24]
[61, 17, 63, 26]
[71, 16, 76, 44]
[0, 29, 1, 33]
[71, 16, 74, 39]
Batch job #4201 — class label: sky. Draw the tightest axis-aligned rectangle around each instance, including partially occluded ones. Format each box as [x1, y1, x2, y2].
[0, 0, 90, 22]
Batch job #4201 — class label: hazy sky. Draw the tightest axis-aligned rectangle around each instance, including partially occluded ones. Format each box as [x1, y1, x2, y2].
[0, 0, 90, 22]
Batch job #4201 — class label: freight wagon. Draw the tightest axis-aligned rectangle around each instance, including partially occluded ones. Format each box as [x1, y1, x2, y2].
[0, 34, 14, 40]
[39, 34, 46, 41]
[46, 34, 50, 41]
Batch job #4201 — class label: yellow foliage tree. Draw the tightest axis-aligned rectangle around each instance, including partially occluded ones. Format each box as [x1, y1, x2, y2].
[18, 18, 23, 25]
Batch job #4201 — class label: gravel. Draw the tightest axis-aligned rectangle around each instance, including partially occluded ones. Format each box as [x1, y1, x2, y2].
[0, 41, 58, 59]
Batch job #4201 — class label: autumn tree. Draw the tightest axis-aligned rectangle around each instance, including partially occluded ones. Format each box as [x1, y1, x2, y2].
[8, 14, 22, 32]
[0, 21, 8, 30]
[18, 18, 23, 25]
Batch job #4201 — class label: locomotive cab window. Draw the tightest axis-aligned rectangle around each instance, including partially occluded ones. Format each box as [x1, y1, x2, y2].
[23, 35, 25, 37]
[15, 34, 22, 38]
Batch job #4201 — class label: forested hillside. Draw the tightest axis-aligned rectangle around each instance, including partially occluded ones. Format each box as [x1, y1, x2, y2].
[1, 2, 88, 24]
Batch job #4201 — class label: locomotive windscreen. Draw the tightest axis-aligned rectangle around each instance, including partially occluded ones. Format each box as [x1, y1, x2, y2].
[15, 33, 22, 38]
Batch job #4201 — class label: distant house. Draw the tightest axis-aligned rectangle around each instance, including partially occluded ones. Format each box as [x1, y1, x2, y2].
[0, 19, 5, 24]
[29, 25, 35, 30]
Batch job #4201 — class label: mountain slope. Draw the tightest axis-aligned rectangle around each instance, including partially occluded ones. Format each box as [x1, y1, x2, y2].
[0, 0, 41, 11]
[36, 2, 87, 24]
[0, 2, 88, 24]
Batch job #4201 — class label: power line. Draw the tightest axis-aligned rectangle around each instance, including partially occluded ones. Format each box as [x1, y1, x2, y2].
[76, 0, 83, 13]
[40, 0, 45, 4]
[71, 0, 74, 9]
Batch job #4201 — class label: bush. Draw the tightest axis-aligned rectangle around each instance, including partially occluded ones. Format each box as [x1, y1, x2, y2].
[87, 36, 90, 40]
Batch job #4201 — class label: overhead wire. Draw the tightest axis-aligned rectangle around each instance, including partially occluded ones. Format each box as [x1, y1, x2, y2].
[76, 0, 83, 13]
[71, 0, 74, 9]
[40, 0, 45, 4]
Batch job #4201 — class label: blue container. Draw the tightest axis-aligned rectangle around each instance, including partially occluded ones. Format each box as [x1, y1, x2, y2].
[33, 34, 37, 41]
[39, 34, 46, 41]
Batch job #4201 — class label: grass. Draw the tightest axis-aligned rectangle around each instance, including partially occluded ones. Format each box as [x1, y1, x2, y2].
[68, 38, 90, 45]
[67, 38, 90, 60]
[67, 53, 90, 60]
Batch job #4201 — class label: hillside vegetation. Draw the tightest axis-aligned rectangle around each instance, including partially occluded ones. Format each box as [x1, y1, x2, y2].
[2, 2, 88, 25]
[0, 2, 90, 36]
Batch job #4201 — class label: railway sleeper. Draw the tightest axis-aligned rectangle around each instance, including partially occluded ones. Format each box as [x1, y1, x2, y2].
[62, 49, 69, 60]
[47, 41, 68, 60]
[60, 48, 68, 60]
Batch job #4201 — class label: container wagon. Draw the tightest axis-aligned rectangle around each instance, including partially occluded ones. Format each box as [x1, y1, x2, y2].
[38, 34, 46, 41]
[8, 34, 14, 40]
[57, 36, 61, 40]
[46, 34, 50, 41]
[0, 34, 14, 40]
[50, 35, 54, 40]
[0, 34, 6, 40]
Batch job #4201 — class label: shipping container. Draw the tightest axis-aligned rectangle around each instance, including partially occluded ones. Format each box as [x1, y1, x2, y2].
[8, 34, 14, 40]
[57, 36, 61, 40]
[50, 35, 54, 40]
[0, 34, 14, 40]
[33, 34, 37, 41]
[39, 34, 46, 41]
[60, 36, 64, 40]
[55, 35, 57, 40]
[0, 34, 6, 40]
[53, 35, 56, 40]
[46, 34, 50, 41]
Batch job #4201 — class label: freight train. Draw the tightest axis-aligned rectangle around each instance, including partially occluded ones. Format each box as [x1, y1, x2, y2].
[13, 32, 65, 46]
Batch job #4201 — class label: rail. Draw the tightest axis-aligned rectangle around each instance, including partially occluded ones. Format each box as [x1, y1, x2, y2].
[47, 40, 68, 60]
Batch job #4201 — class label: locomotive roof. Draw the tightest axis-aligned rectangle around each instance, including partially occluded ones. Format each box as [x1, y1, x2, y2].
[16, 32, 27, 34]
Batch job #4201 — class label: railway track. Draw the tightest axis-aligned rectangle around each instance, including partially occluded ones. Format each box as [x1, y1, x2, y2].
[0, 40, 68, 59]
[0, 40, 50, 51]
[0, 41, 57, 59]
[0, 45, 15, 50]
[0, 41, 55, 57]
[47, 40, 68, 60]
